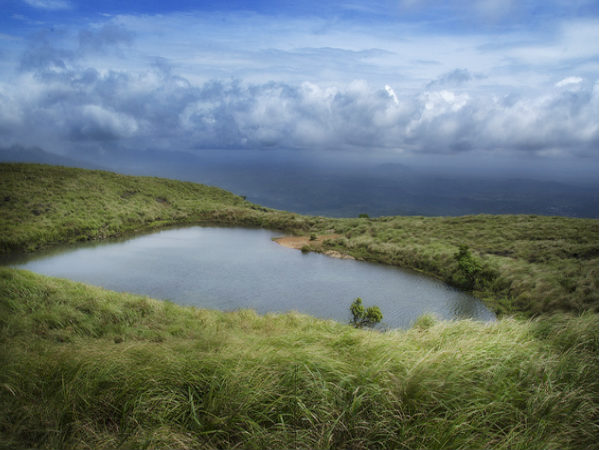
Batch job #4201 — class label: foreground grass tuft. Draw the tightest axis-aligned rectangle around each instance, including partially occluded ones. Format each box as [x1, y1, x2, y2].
[0, 268, 597, 449]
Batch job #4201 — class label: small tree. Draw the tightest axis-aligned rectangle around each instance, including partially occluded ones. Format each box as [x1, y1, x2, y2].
[350, 297, 365, 325]
[350, 297, 383, 328]
[358, 213, 369, 219]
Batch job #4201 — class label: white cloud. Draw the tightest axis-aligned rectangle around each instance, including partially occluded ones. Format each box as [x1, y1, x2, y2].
[22, 0, 71, 10]
[82, 10, 597, 100]
[422, 90, 469, 116]
[79, 105, 138, 139]
[1, 61, 596, 158]
[555, 76, 583, 88]
[385, 85, 399, 105]
[0, 11, 596, 160]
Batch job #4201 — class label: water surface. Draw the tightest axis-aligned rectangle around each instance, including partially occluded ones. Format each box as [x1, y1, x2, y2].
[4, 227, 495, 328]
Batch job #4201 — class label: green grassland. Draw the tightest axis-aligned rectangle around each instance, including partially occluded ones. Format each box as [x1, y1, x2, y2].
[1, 163, 597, 316]
[1, 268, 597, 450]
[0, 163, 598, 449]
[316, 214, 598, 315]
[0, 163, 307, 252]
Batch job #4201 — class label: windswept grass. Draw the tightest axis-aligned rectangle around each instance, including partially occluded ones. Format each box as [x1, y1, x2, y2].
[1, 164, 597, 448]
[1, 163, 596, 316]
[0, 163, 310, 254]
[0, 268, 597, 449]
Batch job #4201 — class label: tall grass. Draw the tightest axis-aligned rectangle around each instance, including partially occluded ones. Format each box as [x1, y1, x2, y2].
[0, 163, 313, 254]
[0, 268, 597, 449]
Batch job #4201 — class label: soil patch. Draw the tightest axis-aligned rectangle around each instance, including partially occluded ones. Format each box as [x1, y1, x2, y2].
[273, 234, 355, 260]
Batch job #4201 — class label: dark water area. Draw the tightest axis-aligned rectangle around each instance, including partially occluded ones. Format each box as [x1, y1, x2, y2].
[2, 146, 596, 219]
[3, 227, 496, 329]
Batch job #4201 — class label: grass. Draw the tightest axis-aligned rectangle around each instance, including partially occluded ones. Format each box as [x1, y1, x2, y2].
[1, 162, 597, 317]
[0, 163, 597, 449]
[0, 268, 597, 450]
[0, 163, 308, 254]
[316, 214, 598, 315]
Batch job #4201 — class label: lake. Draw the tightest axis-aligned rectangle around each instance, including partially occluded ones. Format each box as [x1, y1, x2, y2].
[3, 226, 496, 328]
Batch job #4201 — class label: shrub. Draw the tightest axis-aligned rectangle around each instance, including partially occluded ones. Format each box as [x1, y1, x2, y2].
[358, 213, 369, 219]
[452, 244, 499, 291]
[350, 297, 383, 328]
[412, 313, 437, 330]
[453, 244, 482, 289]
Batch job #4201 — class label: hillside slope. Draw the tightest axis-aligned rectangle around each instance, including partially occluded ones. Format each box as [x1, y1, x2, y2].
[0, 163, 303, 253]
[1, 162, 597, 316]
[0, 268, 597, 450]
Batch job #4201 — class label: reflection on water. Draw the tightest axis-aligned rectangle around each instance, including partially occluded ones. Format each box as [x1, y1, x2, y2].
[3, 227, 495, 328]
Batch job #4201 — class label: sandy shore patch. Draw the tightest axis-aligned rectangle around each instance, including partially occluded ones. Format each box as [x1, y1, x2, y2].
[273, 235, 312, 250]
[273, 234, 355, 260]
[322, 249, 356, 260]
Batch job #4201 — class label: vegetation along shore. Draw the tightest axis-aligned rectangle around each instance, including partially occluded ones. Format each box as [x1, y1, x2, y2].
[1, 163, 597, 316]
[0, 163, 598, 449]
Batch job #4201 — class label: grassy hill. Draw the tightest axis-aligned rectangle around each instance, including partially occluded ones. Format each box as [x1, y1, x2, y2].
[0, 163, 598, 449]
[1, 163, 597, 316]
[0, 163, 306, 253]
[0, 268, 597, 450]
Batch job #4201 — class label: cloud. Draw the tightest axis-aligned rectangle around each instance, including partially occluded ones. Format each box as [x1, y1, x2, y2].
[396, 0, 595, 28]
[384, 85, 399, 105]
[0, 11, 597, 163]
[17, 25, 134, 80]
[427, 69, 474, 88]
[472, 0, 516, 21]
[69, 105, 138, 141]
[19, 31, 73, 73]
[555, 76, 583, 88]
[78, 24, 134, 54]
[2, 56, 597, 160]
[22, 0, 71, 10]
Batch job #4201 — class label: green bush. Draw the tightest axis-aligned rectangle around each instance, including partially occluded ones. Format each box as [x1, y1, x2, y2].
[350, 297, 383, 328]
[412, 313, 437, 330]
[453, 244, 482, 289]
[452, 244, 499, 291]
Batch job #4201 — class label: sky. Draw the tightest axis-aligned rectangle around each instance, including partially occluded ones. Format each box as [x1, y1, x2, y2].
[0, 0, 598, 185]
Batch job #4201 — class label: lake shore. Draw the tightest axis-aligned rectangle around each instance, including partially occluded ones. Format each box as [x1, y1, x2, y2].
[273, 234, 356, 260]
[1, 163, 598, 317]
